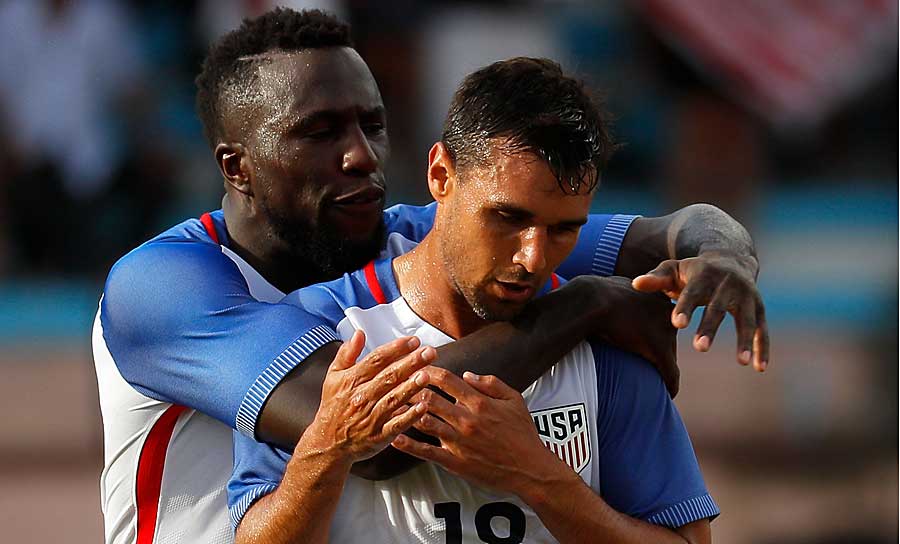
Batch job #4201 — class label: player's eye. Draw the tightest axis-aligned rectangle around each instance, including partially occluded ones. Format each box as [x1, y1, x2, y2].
[549, 224, 580, 236]
[362, 122, 386, 136]
[305, 127, 339, 140]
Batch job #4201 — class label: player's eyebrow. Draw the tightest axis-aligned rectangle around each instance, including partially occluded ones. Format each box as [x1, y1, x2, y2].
[491, 203, 587, 229]
[290, 105, 386, 132]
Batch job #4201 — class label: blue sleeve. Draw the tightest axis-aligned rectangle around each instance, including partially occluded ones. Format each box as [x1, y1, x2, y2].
[557, 214, 639, 278]
[383, 202, 436, 243]
[228, 431, 290, 528]
[592, 343, 719, 528]
[99, 239, 339, 437]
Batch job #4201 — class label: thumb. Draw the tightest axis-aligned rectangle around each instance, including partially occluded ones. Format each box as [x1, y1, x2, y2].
[330, 329, 365, 371]
[632, 261, 678, 293]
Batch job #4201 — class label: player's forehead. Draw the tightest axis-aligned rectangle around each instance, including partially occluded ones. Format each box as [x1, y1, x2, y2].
[253, 47, 384, 122]
[465, 145, 593, 218]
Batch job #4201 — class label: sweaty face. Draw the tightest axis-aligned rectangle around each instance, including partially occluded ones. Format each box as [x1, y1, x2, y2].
[439, 148, 593, 322]
[242, 47, 390, 276]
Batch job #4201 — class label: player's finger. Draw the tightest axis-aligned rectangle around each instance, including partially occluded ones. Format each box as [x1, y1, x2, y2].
[733, 298, 758, 366]
[632, 260, 679, 296]
[353, 335, 420, 379]
[379, 402, 428, 442]
[462, 372, 517, 400]
[753, 302, 770, 372]
[391, 434, 457, 469]
[694, 302, 727, 353]
[329, 330, 366, 371]
[365, 346, 436, 401]
[370, 367, 431, 424]
[417, 367, 480, 407]
[671, 278, 712, 329]
[412, 413, 459, 441]
[417, 387, 466, 424]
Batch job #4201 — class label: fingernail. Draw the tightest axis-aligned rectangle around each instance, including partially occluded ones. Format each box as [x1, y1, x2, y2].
[407, 337, 420, 349]
[758, 361, 768, 372]
[413, 371, 426, 386]
[421, 347, 436, 362]
[464, 371, 479, 381]
[696, 336, 710, 351]
[393, 435, 408, 445]
[674, 313, 688, 328]
[739, 351, 751, 365]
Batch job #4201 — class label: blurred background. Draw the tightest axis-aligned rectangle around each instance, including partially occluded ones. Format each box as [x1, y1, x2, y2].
[0, 0, 895, 542]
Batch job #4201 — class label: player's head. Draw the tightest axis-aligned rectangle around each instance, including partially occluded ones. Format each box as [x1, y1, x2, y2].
[428, 57, 615, 322]
[195, 8, 389, 278]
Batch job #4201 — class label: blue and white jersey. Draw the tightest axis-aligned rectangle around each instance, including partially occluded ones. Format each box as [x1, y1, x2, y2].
[228, 258, 719, 543]
[93, 203, 637, 544]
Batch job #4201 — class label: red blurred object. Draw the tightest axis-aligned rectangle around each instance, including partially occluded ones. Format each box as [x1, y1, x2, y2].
[636, 0, 897, 130]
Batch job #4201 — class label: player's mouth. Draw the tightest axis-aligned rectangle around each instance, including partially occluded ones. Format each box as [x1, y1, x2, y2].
[324, 184, 385, 237]
[493, 280, 536, 303]
[329, 185, 385, 214]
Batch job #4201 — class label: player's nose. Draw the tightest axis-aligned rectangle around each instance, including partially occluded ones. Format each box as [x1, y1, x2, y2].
[512, 227, 547, 274]
[342, 125, 378, 176]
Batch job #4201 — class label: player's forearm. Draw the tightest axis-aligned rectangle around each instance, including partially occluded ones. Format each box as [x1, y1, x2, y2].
[519, 466, 707, 544]
[235, 445, 351, 544]
[615, 203, 757, 279]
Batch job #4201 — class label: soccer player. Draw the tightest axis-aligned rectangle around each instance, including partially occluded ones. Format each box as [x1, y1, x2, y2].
[229, 57, 717, 543]
[95, 8, 763, 544]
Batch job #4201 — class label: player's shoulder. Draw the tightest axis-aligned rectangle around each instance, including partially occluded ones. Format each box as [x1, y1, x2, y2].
[588, 341, 666, 396]
[102, 213, 233, 312]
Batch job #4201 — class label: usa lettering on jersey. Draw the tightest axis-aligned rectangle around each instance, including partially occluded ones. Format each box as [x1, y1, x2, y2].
[531, 403, 591, 473]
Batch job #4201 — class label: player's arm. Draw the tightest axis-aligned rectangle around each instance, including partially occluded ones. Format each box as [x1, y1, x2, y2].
[232, 331, 432, 544]
[99, 240, 348, 433]
[258, 274, 675, 478]
[520, 474, 711, 544]
[617, 204, 768, 371]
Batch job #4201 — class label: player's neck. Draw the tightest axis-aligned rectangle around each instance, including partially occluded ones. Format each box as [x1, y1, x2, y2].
[222, 196, 333, 293]
[393, 236, 488, 339]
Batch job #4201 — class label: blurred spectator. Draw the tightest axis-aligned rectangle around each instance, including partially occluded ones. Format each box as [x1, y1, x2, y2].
[0, 0, 147, 275]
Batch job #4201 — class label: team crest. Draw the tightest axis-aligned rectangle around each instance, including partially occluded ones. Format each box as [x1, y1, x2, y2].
[531, 403, 591, 473]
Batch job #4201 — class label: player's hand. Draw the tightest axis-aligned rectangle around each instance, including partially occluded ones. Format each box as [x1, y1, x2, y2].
[632, 252, 769, 372]
[392, 369, 564, 498]
[300, 331, 435, 463]
[581, 276, 679, 397]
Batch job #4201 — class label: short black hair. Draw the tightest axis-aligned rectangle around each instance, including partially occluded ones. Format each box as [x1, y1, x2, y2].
[195, 8, 353, 148]
[441, 57, 616, 194]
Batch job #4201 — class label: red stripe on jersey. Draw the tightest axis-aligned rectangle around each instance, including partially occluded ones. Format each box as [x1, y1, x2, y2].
[136, 405, 187, 544]
[200, 213, 220, 245]
[364, 261, 387, 305]
[550, 273, 561, 290]
[573, 436, 580, 468]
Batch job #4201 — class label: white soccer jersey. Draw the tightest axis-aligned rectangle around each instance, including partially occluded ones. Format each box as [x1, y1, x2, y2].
[229, 257, 718, 543]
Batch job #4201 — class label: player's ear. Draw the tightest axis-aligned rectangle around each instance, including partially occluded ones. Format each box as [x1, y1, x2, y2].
[215, 142, 253, 196]
[427, 141, 455, 203]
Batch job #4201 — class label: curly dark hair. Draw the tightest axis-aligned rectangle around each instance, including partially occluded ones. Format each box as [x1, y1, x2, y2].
[195, 8, 353, 148]
[441, 57, 617, 194]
